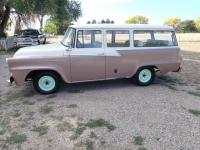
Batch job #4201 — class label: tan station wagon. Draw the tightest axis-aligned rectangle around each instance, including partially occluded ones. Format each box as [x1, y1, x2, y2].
[7, 24, 182, 94]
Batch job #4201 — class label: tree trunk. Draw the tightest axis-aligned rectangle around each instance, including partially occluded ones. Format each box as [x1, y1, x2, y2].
[0, 5, 10, 38]
[39, 15, 44, 32]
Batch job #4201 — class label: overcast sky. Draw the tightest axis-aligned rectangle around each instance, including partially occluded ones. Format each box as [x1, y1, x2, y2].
[77, 0, 200, 25]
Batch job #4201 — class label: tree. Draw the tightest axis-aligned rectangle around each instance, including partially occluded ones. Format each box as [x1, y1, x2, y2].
[125, 16, 148, 24]
[87, 21, 91, 24]
[101, 19, 105, 24]
[44, 19, 57, 34]
[92, 19, 96, 24]
[164, 18, 181, 28]
[52, 0, 82, 34]
[106, 19, 110, 24]
[176, 20, 197, 33]
[195, 17, 200, 32]
[111, 20, 115, 24]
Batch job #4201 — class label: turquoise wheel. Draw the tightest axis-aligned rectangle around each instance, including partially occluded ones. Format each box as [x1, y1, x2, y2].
[136, 67, 155, 86]
[33, 72, 60, 94]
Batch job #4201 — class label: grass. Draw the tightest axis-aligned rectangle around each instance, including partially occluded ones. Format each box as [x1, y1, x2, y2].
[158, 75, 186, 86]
[0, 118, 10, 135]
[90, 131, 98, 139]
[32, 125, 49, 136]
[7, 132, 27, 144]
[40, 105, 53, 114]
[85, 140, 94, 150]
[66, 104, 78, 108]
[188, 91, 200, 97]
[85, 119, 116, 131]
[188, 109, 200, 116]
[133, 136, 145, 145]
[138, 147, 147, 150]
[0, 50, 15, 56]
[57, 122, 73, 132]
[13, 112, 21, 118]
[70, 126, 86, 140]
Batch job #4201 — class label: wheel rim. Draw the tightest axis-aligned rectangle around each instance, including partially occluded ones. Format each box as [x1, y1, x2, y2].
[38, 76, 56, 92]
[139, 69, 152, 83]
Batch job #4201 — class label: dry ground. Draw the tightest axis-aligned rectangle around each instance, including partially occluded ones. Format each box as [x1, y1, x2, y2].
[0, 36, 200, 150]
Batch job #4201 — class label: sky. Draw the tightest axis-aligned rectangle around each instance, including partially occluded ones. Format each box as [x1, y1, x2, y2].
[77, 0, 200, 25]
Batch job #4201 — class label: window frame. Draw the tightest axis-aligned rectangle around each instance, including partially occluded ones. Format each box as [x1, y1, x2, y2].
[105, 30, 131, 48]
[76, 29, 103, 49]
[133, 30, 178, 48]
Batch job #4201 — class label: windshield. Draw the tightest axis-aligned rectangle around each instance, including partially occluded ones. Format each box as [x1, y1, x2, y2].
[18, 30, 39, 36]
[61, 28, 76, 47]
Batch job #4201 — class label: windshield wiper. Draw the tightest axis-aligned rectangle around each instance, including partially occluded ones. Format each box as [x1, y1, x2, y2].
[60, 41, 69, 47]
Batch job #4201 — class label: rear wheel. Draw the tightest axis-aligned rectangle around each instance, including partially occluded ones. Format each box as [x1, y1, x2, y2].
[33, 72, 60, 94]
[135, 67, 155, 86]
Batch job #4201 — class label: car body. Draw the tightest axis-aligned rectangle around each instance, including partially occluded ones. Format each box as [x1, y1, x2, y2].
[7, 24, 182, 94]
[15, 29, 46, 47]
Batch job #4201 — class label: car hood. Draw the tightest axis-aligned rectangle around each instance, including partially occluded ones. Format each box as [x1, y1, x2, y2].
[14, 43, 67, 58]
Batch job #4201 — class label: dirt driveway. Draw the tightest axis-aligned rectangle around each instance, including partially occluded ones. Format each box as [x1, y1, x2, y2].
[0, 51, 200, 150]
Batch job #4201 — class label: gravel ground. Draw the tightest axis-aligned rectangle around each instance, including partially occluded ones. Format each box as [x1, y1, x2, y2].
[0, 51, 200, 150]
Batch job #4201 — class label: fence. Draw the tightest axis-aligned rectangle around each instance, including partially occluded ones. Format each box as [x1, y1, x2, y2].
[0, 39, 16, 50]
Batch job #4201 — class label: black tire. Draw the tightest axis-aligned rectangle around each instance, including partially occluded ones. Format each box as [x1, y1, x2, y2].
[43, 38, 46, 44]
[135, 67, 155, 86]
[33, 72, 60, 94]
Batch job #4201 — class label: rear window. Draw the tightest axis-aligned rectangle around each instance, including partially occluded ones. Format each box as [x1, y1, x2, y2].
[106, 30, 130, 48]
[134, 31, 178, 47]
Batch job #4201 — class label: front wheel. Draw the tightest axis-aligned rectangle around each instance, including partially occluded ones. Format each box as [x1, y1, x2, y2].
[33, 72, 60, 94]
[135, 67, 155, 86]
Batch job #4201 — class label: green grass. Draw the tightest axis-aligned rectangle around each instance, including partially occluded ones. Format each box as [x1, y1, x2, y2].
[138, 147, 147, 150]
[13, 112, 21, 118]
[0, 50, 15, 56]
[133, 136, 144, 145]
[66, 104, 78, 108]
[40, 105, 53, 114]
[188, 91, 200, 97]
[85, 140, 94, 150]
[85, 119, 116, 131]
[7, 132, 27, 144]
[90, 131, 98, 139]
[70, 126, 86, 140]
[57, 122, 73, 132]
[188, 109, 200, 116]
[32, 125, 49, 136]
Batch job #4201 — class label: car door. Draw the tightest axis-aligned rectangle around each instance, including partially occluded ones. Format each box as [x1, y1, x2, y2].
[70, 29, 106, 82]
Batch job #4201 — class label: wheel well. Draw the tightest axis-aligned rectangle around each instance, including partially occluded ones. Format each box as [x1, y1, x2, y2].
[138, 65, 159, 72]
[26, 70, 62, 81]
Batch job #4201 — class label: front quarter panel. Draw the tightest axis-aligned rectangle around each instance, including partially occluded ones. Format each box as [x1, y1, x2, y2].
[7, 56, 70, 85]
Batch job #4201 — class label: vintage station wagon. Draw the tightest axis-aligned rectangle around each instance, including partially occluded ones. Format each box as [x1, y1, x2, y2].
[7, 24, 182, 94]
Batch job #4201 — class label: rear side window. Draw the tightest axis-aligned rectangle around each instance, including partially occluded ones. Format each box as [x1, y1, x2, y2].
[106, 30, 130, 47]
[76, 30, 102, 48]
[134, 31, 178, 47]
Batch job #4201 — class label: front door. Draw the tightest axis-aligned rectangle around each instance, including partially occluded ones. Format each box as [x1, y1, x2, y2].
[70, 30, 105, 82]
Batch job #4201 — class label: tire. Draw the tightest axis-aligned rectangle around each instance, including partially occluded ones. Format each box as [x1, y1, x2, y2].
[135, 67, 155, 86]
[33, 72, 60, 94]
[43, 38, 46, 44]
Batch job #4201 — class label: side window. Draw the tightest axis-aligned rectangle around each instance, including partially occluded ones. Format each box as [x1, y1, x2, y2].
[76, 30, 102, 48]
[134, 30, 178, 47]
[106, 30, 130, 47]
[154, 31, 178, 46]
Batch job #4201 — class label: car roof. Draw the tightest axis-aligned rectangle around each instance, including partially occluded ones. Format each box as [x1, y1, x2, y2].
[70, 24, 174, 31]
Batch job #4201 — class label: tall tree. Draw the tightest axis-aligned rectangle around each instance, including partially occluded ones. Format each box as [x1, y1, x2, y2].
[195, 17, 200, 32]
[92, 19, 96, 24]
[106, 19, 110, 24]
[176, 20, 197, 33]
[164, 18, 181, 28]
[101, 19, 105, 24]
[125, 16, 148, 24]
